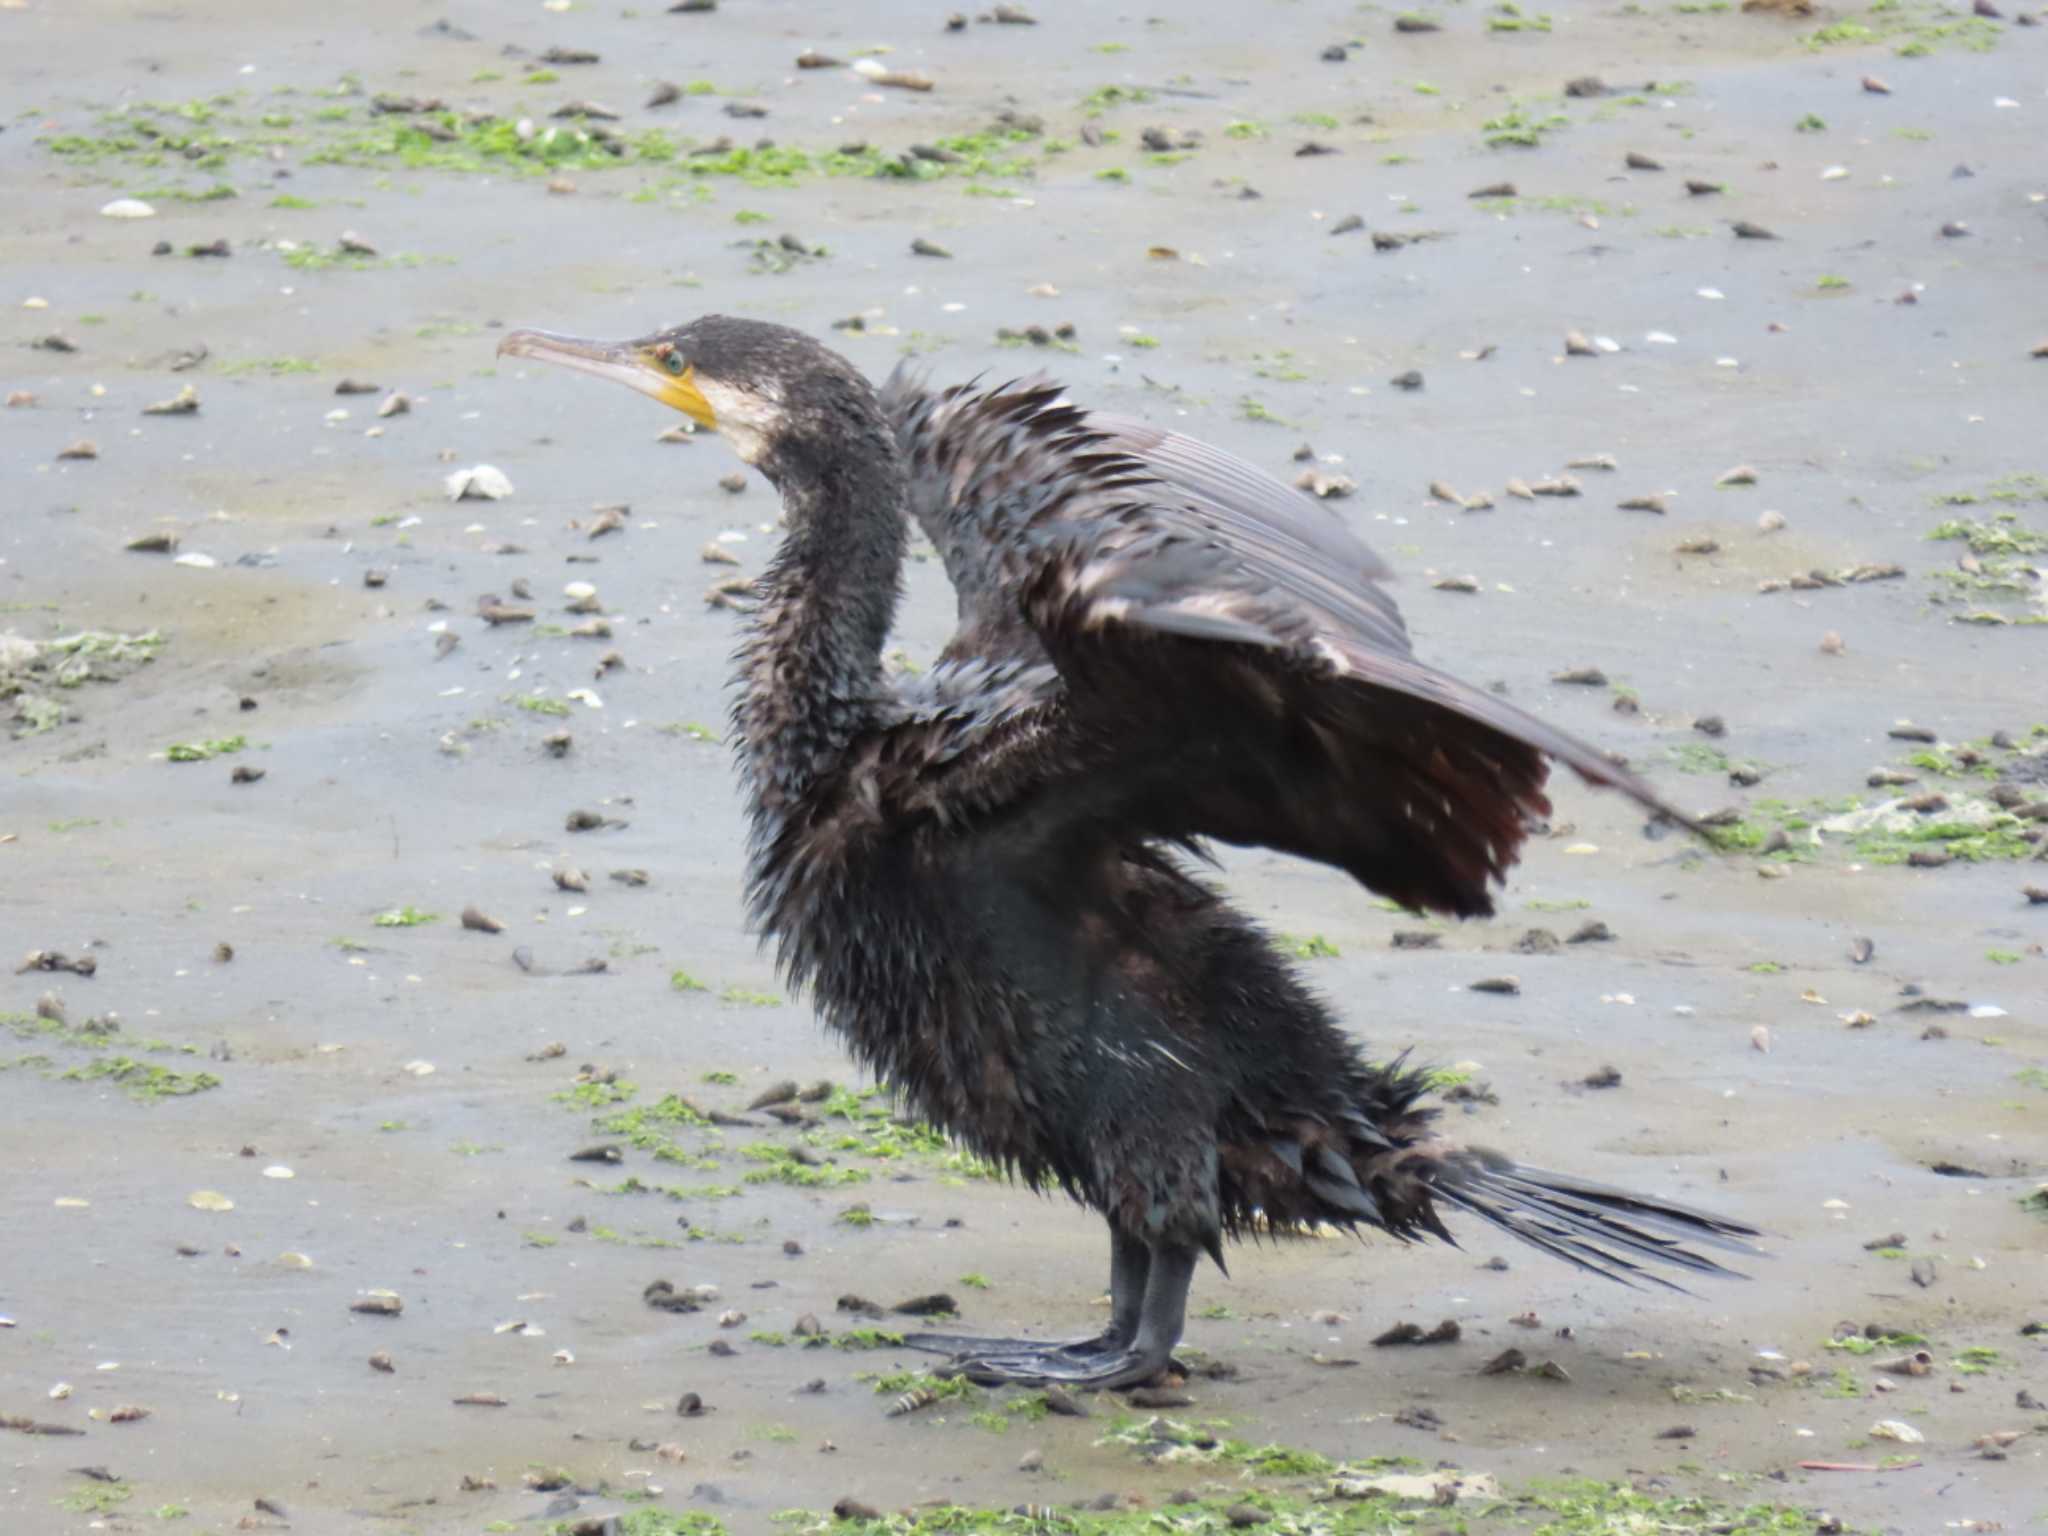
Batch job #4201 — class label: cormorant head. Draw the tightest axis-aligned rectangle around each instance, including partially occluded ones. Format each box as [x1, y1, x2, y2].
[499, 314, 834, 466]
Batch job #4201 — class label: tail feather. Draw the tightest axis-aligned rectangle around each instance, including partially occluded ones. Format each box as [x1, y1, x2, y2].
[1430, 1153, 1763, 1292]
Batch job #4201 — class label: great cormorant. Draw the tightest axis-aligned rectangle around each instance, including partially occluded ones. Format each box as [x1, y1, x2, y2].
[498, 316, 1761, 1390]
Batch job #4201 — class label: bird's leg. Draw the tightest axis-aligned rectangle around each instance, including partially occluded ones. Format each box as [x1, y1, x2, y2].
[930, 1242, 1195, 1390]
[901, 1224, 1150, 1360]
[1098, 1223, 1152, 1350]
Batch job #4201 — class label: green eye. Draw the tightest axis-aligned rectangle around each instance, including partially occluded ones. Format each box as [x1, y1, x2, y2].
[662, 351, 686, 376]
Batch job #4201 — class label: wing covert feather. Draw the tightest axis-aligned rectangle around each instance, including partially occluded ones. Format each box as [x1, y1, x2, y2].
[880, 369, 1686, 916]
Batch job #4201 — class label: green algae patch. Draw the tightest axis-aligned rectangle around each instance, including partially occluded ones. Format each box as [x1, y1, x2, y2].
[1807, 2, 2000, 55]
[165, 734, 247, 762]
[1512, 1478, 1821, 1533]
[1482, 103, 1568, 147]
[5, 629, 164, 738]
[1852, 815, 2033, 865]
[552, 1511, 726, 1536]
[555, 1077, 636, 1110]
[742, 1148, 870, 1189]
[861, 1369, 977, 1404]
[4, 1012, 217, 1102]
[217, 355, 320, 376]
[828, 1327, 905, 1350]
[1926, 509, 2048, 619]
[306, 113, 1032, 186]
[549, 1459, 1830, 1535]
[1277, 932, 1340, 959]
[60, 1056, 221, 1101]
[61, 1484, 134, 1514]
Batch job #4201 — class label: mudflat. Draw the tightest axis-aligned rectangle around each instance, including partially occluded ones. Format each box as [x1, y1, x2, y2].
[4, 1, 2044, 1532]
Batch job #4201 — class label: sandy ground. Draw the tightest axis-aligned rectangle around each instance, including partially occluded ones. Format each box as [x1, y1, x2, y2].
[4, 0, 2046, 1532]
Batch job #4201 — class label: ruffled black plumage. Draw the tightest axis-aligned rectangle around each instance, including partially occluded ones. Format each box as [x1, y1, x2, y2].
[520, 317, 1754, 1373]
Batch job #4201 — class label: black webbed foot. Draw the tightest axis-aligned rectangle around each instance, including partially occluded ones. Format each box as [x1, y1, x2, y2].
[904, 1231, 1194, 1392]
[900, 1329, 1120, 1360]
[930, 1339, 1176, 1390]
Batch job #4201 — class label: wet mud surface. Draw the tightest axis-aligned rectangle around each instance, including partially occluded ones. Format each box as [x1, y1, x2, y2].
[4, 0, 2046, 1531]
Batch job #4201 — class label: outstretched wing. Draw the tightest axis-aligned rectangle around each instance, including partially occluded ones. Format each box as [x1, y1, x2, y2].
[879, 370, 1684, 918]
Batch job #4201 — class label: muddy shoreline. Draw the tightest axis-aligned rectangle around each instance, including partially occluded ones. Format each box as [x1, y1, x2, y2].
[5, 1, 2045, 1531]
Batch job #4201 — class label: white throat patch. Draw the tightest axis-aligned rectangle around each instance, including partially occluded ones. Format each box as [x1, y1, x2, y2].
[696, 375, 784, 465]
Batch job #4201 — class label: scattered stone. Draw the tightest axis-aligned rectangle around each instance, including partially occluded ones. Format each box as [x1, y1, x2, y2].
[1480, 1347, 1527, 1375]
[1126, 1387, 1195, 1408]
[1293, 468, 1355, 499]
[446, 465, 513, 501]
[644, 1280, 702, 1314]
[142, 384, 200, 416]
[1043, 1386, 1088, 1417]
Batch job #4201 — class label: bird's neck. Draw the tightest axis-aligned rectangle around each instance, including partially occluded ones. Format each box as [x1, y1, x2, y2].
[734, 429, 908, 816]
